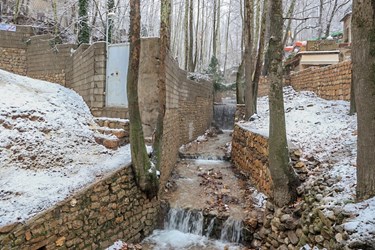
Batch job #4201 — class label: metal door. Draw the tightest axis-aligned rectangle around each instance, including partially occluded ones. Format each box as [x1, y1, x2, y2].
[106, 43, 130, 107]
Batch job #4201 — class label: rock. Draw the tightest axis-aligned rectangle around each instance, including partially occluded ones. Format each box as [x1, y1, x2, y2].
[55, 236, 66, 247]
[335, 233, 344, 243]
[287, 230, 299, 245]
[280, 214, 292, 223]
[25, 231, 32, 241]
[294, 161, 305, 169]
[103, 138, 119, 149]
[278, 244, 288, 250]
[315, 194, 323, 201]
[315, 235, 324, 243]
[271, 217, 281, 232]
[0, 222, 20, 233]
[317, 210, 332, 227]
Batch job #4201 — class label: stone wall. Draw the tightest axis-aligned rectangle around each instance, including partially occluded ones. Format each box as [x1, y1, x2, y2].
[158, 54, 213, 187]
[0, 164, 159, 250]
[289, 61, 351, 100]
[0, 26, 33, 75]
[27, 34, 76, 86]
[231, 124, 273, 196]
[258, 61, 352, 100]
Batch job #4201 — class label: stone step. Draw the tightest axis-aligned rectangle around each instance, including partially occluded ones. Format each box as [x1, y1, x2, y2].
[92, 117, 130, 149]
[94, 117, 129, 130]
[94, 134, 128, 150]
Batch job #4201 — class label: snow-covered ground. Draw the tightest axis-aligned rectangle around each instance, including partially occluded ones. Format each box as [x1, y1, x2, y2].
[239, 86, 374, 247]
[0, 69, 133, 226]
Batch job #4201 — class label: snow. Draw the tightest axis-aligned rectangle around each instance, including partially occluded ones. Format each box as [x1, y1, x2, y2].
[238, 86, 375, 246]
[0, 69, 134, 226]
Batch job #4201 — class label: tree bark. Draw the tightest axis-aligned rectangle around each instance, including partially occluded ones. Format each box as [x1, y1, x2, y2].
[268, 0, 299, 207]
[282, 0, 296, 47]
[212, 0, 218, 59]
[188, 0, 194, 71]
[352, 0, 375, 200]
[152, 0, 171, 196]
[244, 0, 255, 119]
[127, 0, 158, 198]
[252, 0, 268, 113]
[236, 58, 245, 104]
[223, 0, 232, 75]
[184, 0, 189, 70]
[192, 0, 201, 72]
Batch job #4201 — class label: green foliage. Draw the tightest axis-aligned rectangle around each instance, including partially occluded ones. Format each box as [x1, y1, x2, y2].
[206, 56, 224, 91]
[78, 0, 90, 44]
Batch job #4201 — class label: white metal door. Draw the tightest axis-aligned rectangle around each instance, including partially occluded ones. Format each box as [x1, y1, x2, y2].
[106, 43, 130, 107]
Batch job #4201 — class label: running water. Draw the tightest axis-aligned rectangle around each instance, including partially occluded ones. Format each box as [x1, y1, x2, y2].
[220, 217, 243, 243]
[142, 208, 244, 250]
[213, 104, 237, 129]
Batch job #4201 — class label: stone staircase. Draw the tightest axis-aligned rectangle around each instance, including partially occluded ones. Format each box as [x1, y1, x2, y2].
[91, 117, 130, 149]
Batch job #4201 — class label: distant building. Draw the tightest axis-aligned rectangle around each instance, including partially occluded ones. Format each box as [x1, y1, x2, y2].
[341, 5, 352, 44]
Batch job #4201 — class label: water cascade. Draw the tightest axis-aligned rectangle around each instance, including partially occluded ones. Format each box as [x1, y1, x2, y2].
[213, 104, 237, 129]
[143, 208, 244, 249]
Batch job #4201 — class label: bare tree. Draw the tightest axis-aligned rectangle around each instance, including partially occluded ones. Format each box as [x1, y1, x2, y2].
[268, 0, 300, 207]
[127, 0, 158, 198]
[352, 0, 375, 200]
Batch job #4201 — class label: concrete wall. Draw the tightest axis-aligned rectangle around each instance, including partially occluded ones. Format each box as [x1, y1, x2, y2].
[0, 164, 159, 250]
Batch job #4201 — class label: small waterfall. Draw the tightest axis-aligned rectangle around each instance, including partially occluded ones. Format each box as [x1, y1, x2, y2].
[165, 208, 204, 235]
[205, 217, 216, 237]
[143, 208, 245, 249]
[213, 104, 237, 130]
[220, 217, 243, 243]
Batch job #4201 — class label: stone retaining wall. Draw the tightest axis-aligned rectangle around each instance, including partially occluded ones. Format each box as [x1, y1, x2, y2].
[231, 124, 273, 196]
[258, 61, 352, 100]
[289, 61, 351, 100]
[0, 164, 159, 250]
[0, 26, 33, 76]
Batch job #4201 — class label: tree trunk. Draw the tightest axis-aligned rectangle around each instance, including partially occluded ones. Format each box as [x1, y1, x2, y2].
[252, 0, 268, 113]
[349, 69, 356, 115]
[352, 0, 375, 200]
[244, 0, 255, 119]
[127, 0, 158, 198]
[192, 0, 201, 72]
[223, 0, 232, 75]
[184, 0, 189, 70]
[188, 0, 194, 71]
[107, 0, 115, 43]
[212, 0, 218, 59]
[262, 0, 271, 76]
[268, 0, 299, 207]
[152, 0, 171, 196]
[78, 0, 90, 44]
[282, 0, 296, 46]
[236, 58, 245, 104]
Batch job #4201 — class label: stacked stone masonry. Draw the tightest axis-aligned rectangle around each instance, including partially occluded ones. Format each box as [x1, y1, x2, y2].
[289, 61, 351, 100]
[0, 164, 159, 250]
[258, 61, 352, 101]
[231, 124, 273, 196]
